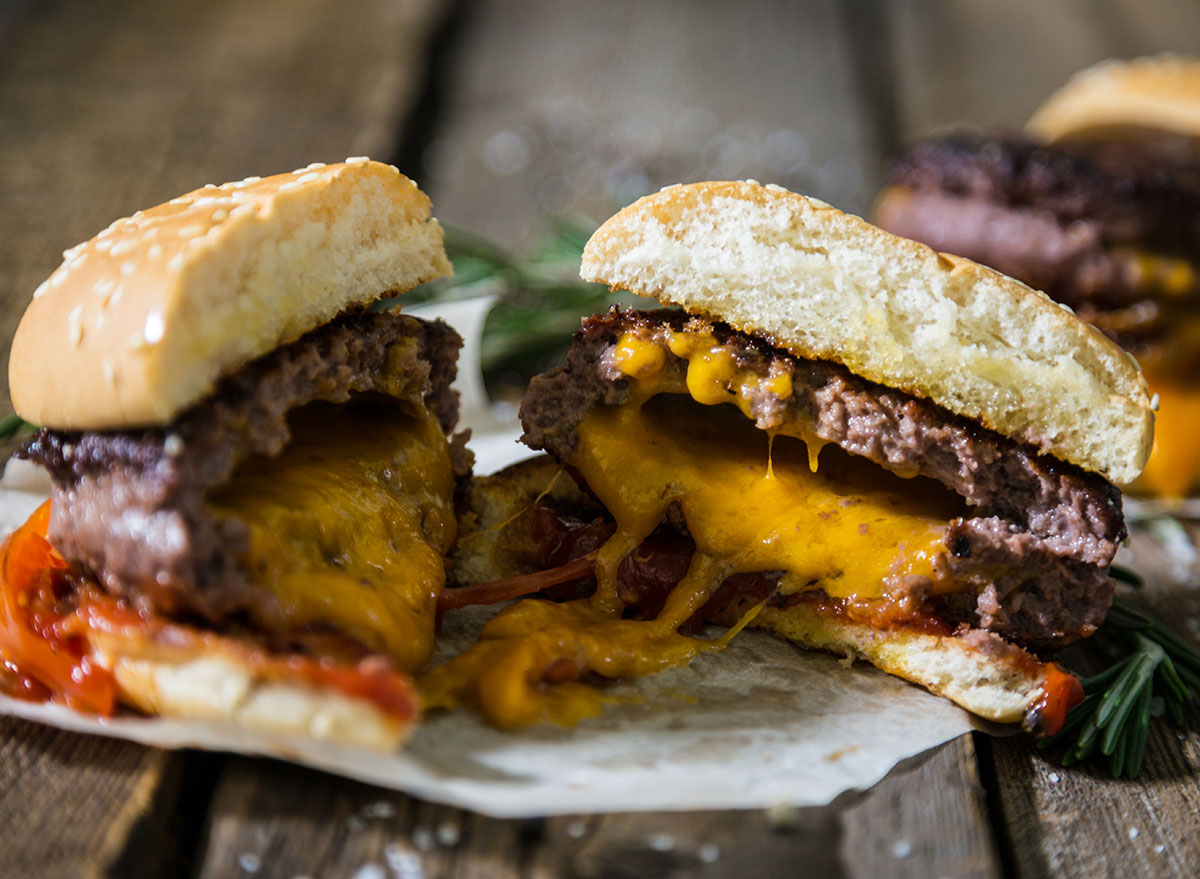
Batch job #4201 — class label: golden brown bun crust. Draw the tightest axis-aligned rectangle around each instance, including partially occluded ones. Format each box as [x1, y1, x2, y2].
[453, 455, 1058, 726]
[10, 159, 451, 430]
[1028, 54, 1200, 140]
[581, 181, 1154, 484]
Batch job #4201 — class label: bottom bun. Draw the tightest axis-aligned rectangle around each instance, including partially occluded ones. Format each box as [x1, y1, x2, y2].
[87, 626, 416, 751]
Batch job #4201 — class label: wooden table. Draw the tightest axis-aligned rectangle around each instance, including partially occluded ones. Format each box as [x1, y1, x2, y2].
[2, 1, 1199, 875]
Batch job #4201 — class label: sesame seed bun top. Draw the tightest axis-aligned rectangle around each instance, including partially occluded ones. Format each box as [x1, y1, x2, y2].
[8, 159, 451, 430]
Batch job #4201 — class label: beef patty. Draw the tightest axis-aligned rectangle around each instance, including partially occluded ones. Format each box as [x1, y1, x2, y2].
[518, 309, 1124, 650]
[23, 310, 468, 626]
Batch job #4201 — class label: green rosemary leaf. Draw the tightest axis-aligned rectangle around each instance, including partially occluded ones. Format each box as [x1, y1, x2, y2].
[0, 413, 33, 441]
[1108, 565, 1144, 588]
[1037, 693, 1099, 749]
[1126, 684, 1153, 778]
[1104, 599, 1155, 630]
[1157, 652, 1190, 703]
[1081, 656, 1135, 695]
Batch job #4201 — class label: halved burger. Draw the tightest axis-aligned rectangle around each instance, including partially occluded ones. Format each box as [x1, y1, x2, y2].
[433, 181, 1153, 733]
[1, 159, 465, 749]
[874, 55, 1200, 498]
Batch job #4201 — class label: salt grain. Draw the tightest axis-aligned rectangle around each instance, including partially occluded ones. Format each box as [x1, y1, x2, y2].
[435, 821, 460, 846]
[565, 820, 587, 839]
[892, 839, 912, 859]
[648, 833, 675, 852]
[1129, 827, 1140, 840]
[698, 843, 720, 864]
[237, 852, 261, 873]
[412, 826, 434, 852]
[350, 864, 385, 879]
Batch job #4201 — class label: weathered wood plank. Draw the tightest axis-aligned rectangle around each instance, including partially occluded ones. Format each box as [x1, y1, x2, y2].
[0, 0, 448, 413]
[988, 519, 1200, 877]
[840, 734, 1001, 879]
[421, 0, 879, 250]
[0, 716, 181, 879]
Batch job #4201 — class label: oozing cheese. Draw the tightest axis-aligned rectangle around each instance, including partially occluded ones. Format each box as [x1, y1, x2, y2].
[427, 328, 970, 728]
[208, 402, 456, 673]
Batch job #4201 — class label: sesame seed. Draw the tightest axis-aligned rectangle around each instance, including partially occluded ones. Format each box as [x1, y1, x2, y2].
[345, 155, 370, 163]
[32, 280, 50, 299]
[297, 172, 320, 184]
[743, 178, 761, 185]
[143, 227, 160, 239]
[95, 311, 105, 329]
[62, 246, 80, 260]
[50, 271, 67, 288]
[278, 180, 302, 191]
[177, 225, 205, 238]
[203, 183, 217, 189]
[68, 305, 84, 346]
[240, 176, 262, 186]
[110, 239, 136, 257]
[92, 278, 116, 297]
[169, 196, 192, 205]
[765, 183, 786, 192]
[102, 358, 114, 385]
[95, 239, 114, 252]
[111, 286, 124, 304]
[97, 226, 116, 239]
[147, 244, 163, 260]
[212, 208, 229, 222]
[388, 164, 400, 174]
[143, 310, 165, 344]
[167, 253, 185, 272]
[306, 161, 326, 170]
[229, 204, 255, 219]
[120, 261, 137, 276]
[67, 254, 87, 270]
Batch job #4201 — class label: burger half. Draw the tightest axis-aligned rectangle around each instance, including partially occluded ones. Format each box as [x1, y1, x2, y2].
[874, 55, 1200, 497]
[1, 160, 464, 749]
[434, 181, 1153, 732]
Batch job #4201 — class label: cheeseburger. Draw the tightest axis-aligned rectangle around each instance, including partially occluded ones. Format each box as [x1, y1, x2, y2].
[1, 160, 464, 749]
[435, 181, 1153, 732]
[874, 55, 1200, 497]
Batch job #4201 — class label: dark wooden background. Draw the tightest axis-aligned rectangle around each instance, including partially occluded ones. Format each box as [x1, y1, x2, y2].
[2, 1, 1199, 876]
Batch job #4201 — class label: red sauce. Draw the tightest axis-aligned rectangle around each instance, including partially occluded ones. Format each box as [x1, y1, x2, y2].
[1027, 662, 1084, 736]
[0, 502, 418, 723]
[0, 502, 117, 714]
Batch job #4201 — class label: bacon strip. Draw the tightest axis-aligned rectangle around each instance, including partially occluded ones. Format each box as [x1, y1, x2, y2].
[438, 553, 597, 612]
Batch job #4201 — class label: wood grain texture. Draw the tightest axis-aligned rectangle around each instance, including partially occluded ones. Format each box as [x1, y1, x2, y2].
[0, 716, 180, 879]
[987, 520, 1200, 877]
[0, 0, 447, 413]
[841, 735, 1001, 879]
[420, 0, 879, 250]
[190, 734, 1009, 877]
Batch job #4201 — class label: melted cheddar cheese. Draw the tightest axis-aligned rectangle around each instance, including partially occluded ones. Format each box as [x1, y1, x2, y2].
[208, 402, 456, 673]
[427, 326, 972, 728]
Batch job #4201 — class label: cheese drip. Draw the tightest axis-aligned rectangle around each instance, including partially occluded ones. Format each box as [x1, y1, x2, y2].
[427, 365, 965, 729]
[208, 402, 456, 673]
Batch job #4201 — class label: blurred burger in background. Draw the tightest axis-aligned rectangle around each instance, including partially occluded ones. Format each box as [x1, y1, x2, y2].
[874, 55, 1200, 499]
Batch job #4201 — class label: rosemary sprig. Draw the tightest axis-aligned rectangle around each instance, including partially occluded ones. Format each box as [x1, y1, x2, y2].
[388, 219, 650, 387]
[1038, 583, 1199, 778]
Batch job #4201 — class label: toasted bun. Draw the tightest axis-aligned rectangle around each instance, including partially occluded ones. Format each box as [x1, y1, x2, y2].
[9, 159, 451, 430]
[709, 597, 1050, 726]
[87, 625, 415, 752]
[581, 181, 1153, 484]
[1029, 54, 1200, 141]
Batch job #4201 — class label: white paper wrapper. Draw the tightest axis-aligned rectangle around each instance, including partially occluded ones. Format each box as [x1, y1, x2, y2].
[0, 296, 989, 817]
